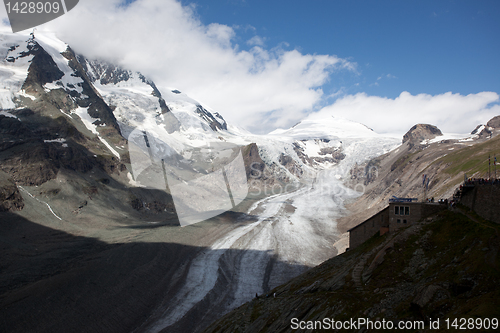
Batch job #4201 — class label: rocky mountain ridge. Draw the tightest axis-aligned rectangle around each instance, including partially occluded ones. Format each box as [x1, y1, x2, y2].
[339, 116, 500, 234]
[0, 31, 245, 220]
[0, 30, 400, 221]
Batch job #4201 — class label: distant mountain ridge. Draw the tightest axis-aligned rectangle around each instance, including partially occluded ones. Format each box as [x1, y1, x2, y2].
[0, 30, 398, 219]
[1, 30, 497, 227]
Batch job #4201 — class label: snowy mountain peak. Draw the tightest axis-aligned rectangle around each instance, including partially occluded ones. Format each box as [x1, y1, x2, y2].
[269, 115, 378, 140]
[77, 57, 229, 143]
[0, 30, 400, 189]
[0, 30, 229, 145]
[0, 31, 124, 160]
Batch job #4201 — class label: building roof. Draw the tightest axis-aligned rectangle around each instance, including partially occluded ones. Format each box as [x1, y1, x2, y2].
[347, 206, 389, 232]
[388, 197, 418, 203]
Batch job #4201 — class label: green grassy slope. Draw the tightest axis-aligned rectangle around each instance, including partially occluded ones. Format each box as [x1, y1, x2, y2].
[435, 134, 500, 178]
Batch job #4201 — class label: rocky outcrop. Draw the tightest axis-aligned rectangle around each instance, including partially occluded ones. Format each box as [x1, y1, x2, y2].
[278, 153, 303, 178]
[241, 143, 276, 183]
[402, 124, 442, 147]
[0, 111, 124, 186]
[62, 48, 122, 138]
[471, 124, 492, 138]
[0, 171, 24, 212]
[20, 34, 64, 94]
[195, 105, 227, 131]
[487, 115, 500, 128]
[293, 139, 346, 167]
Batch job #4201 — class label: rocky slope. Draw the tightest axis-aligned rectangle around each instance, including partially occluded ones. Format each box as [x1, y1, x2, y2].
[338, 116, 500, 234]
[204, 208, 500, 332]
[0, 31, 251, 220]
[0, 171, 23, 211]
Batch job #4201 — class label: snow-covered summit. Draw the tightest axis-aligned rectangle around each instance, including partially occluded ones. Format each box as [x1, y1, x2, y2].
[0, 32, 38, 109]
[80, 58, 229, 148]
[268, 116, 378, 140]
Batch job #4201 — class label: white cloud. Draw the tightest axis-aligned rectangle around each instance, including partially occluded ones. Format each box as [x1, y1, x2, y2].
[5, 0, 355, 133]
[0, 1, 497, 138]
[247, 35, 265, 47]
[307, 91, 500, 137]
[377, 73, 397, 81]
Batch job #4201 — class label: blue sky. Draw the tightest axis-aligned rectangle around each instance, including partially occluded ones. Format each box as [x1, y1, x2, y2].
[4, 0, 499, 135]
[194, 0, 500, 101]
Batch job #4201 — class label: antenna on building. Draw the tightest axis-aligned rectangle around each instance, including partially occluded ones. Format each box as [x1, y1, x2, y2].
[489, 154, 491, 180]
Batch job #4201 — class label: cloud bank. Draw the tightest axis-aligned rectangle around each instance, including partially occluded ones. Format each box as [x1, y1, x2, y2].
[0, 0, 498, 136]
[13, 0, 353, 133]
[308, 91, 500, 137]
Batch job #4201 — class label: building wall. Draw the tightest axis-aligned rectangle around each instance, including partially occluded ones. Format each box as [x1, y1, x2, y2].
[389, 202, 420, 230]
[349, 207, 389, 249]
[389, 202, 446, 231]
[460, 184, 500, 223]
[349, 202, 448, 250]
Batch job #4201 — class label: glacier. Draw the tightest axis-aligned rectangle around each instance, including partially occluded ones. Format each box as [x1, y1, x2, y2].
[0, 30, 401, 332]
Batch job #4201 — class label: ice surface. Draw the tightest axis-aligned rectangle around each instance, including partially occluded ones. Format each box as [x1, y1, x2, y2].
[0, 33, 34, 110]
[420, 132, 482, 145]
[268, 116, 379, 140]
[148, 115, 401, 332]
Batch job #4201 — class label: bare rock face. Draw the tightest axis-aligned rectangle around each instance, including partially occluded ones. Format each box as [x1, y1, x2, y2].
[486, 115, 500, 128]
[471, 124, 492, 138]
[241, 143, 274, 181]
[402, 124, 443, 146]
[293, 139, 346, 167]
[195, 105, 227, 131]
[0, 171, 24, 212]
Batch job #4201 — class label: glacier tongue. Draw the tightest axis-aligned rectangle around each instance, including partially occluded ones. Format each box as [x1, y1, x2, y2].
[146, 117, 400, 332]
